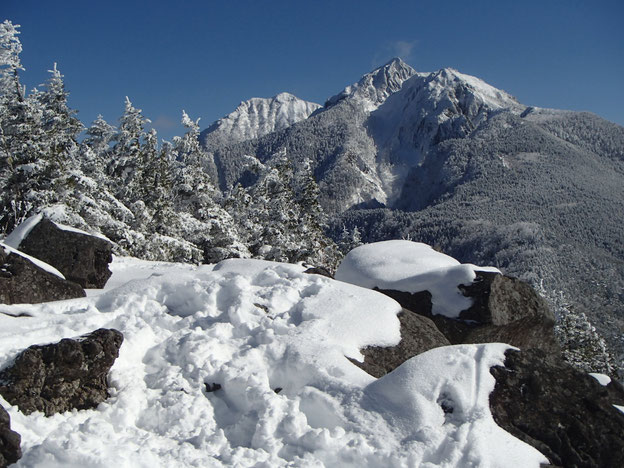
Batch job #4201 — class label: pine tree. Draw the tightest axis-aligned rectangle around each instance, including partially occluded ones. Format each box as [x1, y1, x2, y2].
[0, 20, 30, 232]
[109, 97, 150, 203]
[173, 111, 247, 262]
[82, 114, 115, 179]
[35, 64, 83, 166]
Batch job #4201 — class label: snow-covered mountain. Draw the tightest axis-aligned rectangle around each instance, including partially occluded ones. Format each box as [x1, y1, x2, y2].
[199, 58, 624, 366]
[200, 92, 321, 151]
[202, 58, 526, 209]
[324, 57, 418, 112]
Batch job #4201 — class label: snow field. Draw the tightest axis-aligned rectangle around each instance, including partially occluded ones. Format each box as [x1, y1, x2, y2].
[0, 256, 545, 467]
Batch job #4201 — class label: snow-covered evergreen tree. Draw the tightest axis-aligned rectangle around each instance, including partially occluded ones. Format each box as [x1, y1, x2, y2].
[173, 111, 248, 262]
[82, 114, 115, 179]
[109, 97, 150, 203]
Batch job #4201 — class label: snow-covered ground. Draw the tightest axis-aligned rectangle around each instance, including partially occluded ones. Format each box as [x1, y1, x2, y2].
[0, 252, 546, 467]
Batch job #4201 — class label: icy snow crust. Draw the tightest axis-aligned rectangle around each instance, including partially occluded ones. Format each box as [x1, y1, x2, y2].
[0, 256, 544, 467]
[335, 240, 501, 318]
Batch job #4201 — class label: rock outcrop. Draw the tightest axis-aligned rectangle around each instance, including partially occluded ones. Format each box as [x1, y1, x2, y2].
[18, 218, 113, 289]
[0, 246, 85, 304]
[0, 329, 123, 416]
[352, 309, 450, 378]
[377, 271, 559, 353]
[490, 348, 624, 468]
[0, 404, 21, 468]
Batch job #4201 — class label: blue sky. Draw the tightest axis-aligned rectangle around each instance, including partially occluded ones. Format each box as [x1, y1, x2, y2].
[4, 0, 623, 141]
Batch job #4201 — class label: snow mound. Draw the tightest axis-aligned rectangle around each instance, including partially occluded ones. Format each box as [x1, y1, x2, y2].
[335, 240, 500, 317]
[0, 256, 545, 467]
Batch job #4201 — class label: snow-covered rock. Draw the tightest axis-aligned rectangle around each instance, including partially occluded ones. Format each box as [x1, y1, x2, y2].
[335, 240, 499, 318]
[0, 243, 85, 305]
[10, 216, 113, 289]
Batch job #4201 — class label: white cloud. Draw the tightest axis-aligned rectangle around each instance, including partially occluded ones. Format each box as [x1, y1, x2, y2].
[372, 39, 419, 68]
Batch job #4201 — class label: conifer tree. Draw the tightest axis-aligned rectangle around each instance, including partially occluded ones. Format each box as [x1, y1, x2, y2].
[82, 115, 115, 180]
[173, 111, 246, 262]
[109, 97, 150, 202]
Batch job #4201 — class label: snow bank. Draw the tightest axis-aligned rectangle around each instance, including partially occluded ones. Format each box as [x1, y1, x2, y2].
[0, 256, 545, 467]
[335, 240, 500, 318]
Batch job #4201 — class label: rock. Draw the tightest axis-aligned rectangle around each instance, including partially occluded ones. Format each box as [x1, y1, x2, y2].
[0, 246, 86, 304]
[489, 348, 624, 468]
[303, 266, 333, 278]
[376, 272, 559, 353]
[0, 404, 21, 468]
[352, 309, 451, 378]
[18, 218, 112, 288]
[0, 329, 123, 416]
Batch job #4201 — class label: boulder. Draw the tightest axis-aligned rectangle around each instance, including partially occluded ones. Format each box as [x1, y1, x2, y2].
[0, 328, 123, 416]
[0, 246, 85, 304]
[490, 348, 624, 468]
[376, 271, 559, 353]
[352, 308, 451, 378]
[18, 218, 112, 288]
[0, 404, 21, 468]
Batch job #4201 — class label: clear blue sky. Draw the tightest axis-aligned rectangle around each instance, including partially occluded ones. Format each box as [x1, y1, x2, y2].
[4, 0, 623, 142]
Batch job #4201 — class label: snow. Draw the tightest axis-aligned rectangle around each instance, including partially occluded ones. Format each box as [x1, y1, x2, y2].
[202, 93, 321, 148]
[589, 372, 612, 386]
[2, 213, 43, 249]
[3, 212, 110, 250]
[335, 240, 501, 318]
[0, 242, 65, 279]
[54, 222, 110, 241]
[0, 255, 545, 467]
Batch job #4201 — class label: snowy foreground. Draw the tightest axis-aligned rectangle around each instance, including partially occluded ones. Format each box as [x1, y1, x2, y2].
[0, 250, 547, 467]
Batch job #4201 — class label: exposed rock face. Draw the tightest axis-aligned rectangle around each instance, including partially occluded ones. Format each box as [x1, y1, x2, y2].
[19, 218, 113, 288]
[0, 404, 21, 468]
[0, 329, 123, 416]
[0, 247, 85, 304]
[490, 348, 624, 468]
[353, 309, 450, 378]
[377, 272, 559, 353]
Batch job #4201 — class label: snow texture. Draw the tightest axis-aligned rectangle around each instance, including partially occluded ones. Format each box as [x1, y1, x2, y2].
[0, 255, 545, 467]
[335, 240, 500, 318]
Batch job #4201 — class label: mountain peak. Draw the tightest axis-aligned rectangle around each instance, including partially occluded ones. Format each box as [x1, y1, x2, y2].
[427, 67, 522, 110]
[201, 93, 321, 150]
[325, 58, 417, 111]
